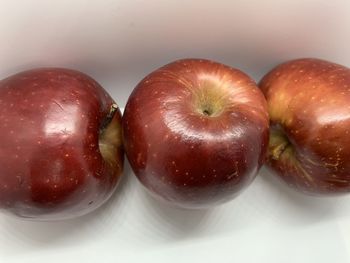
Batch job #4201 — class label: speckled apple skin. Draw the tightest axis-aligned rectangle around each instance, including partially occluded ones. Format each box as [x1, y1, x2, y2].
[123, 59, 269, 208]
[260, 58, 350, 195]
[0, 68, 123, 220]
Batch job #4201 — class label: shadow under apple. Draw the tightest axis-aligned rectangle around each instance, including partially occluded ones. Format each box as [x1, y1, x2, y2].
[131, 181, 260, 244]
[139, 187, 216, 239]
[259, 166, 350, 225]
[0, 161, 133, 253]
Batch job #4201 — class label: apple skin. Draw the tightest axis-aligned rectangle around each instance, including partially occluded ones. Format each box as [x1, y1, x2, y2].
[123, 59, 269, 208]
[260, 58, 350, 195]
[0, 68, 123, 220]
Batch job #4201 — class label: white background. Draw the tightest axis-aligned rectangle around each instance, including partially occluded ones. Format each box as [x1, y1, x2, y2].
[1, 0, 350, 262]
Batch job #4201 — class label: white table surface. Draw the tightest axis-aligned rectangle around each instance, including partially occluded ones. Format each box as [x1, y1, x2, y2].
[2, 165, 350, 263]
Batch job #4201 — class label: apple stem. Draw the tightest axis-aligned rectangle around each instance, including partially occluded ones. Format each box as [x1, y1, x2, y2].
[101, 103, 119, 131]
[269, 127, 292, 160]
[270, 142, 289, 160]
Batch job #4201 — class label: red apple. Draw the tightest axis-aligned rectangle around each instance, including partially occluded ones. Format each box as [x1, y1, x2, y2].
[260, 58, 350, 195]
[123, 59, 269, 208]
[0, 68, 123, 220]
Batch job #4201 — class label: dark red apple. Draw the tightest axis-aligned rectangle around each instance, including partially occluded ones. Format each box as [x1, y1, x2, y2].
[123, 59, 269, 208]
[0, 68, 123, 220]
[260, 58, 350, 195]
